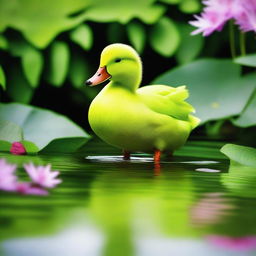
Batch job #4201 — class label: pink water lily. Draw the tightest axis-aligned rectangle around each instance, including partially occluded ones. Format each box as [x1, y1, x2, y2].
[235, 0, 256, 32]
[24, 163, 62, 188]
[15, 182, 48, 196]
[0, 159, 17, 191]
[189, 0, 256, 35]
[0, 158, 62, 196]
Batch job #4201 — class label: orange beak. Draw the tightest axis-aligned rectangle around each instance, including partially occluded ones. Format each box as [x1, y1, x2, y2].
[85, 66, 111, 86]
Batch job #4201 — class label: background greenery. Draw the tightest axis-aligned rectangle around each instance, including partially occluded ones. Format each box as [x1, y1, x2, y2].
[0, 0, 256, 150]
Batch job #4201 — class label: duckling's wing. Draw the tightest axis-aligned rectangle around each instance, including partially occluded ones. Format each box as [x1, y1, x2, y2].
[137, 85, 200, 128]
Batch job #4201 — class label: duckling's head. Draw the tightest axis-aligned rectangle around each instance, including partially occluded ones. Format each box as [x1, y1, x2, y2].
[86, 44, 142, 91]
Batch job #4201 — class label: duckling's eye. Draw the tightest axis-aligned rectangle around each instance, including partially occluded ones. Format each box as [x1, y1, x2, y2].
[115, 58, 122, 63]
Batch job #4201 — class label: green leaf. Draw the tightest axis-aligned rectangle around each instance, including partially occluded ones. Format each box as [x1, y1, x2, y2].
[21, 140, 39, 154]
[47, 41, 70, 87]
[107, 23, 126, 43]
[0, 102, 90, 152]
[68, 52, 90, 88]
[232, 88, 256, 128]
[41, 137, 90, 153]
[234, 54, 256, 67]
[179, 0, 201, 13]
[159, 0, 181, 3]
[0, 120, 23, 142]
[84, 0, 165, 24]
[0, 34, 8, 50]
[0, 0, 90, 48]
[221, 144, 256, 167]
[70, 24, 93, 51]
[9, 37, 43, 88]
[21, 46, 43, 88]
[0, 65, 6, 90]
[127, 21, 146, 53]
[0, 140, 11, 152]
[149, 17, 180, 57]
[6, 63, 33, 103]
[176, 23, 204, 64]
[153, 59, 256, 124]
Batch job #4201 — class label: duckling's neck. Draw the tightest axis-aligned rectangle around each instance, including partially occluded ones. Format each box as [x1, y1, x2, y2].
[109, 64, 142, 92]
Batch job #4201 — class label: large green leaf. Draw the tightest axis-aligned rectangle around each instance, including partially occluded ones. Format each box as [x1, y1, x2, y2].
[234, 54, 256, 67]
[232, 89, 256, 128]
[221, 144, 256, 168]
[0, 65, 6, 90]
[149, 17, 180, 57]
[127, 21, 146, 53]
[0, 0, 90, 48]
[0, 0, 165, 48]
[0, 103, 90, 151]
[176, 23, 204, 64]
[47, 41, 70, 87]
[84, 0, 165, 24]
[70, 24, 93, 51]
[153, 59, 256, 124]
[0, 120, 23, 142]
[68, 52, 90, 88]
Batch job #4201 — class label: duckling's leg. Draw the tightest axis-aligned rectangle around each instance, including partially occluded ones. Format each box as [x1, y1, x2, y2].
[154, 150, 161, 163]
[123, 150, 131, 160]
[154, 150, 161, 175]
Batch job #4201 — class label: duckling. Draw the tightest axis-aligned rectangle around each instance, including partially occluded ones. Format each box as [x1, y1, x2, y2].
[86, 44, 200, 162]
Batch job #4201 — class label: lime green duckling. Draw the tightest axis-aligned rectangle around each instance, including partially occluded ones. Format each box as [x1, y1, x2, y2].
[87, 43, 200, 162]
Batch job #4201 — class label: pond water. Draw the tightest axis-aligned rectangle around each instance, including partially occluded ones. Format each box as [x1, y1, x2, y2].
[1, 139, 256, 256]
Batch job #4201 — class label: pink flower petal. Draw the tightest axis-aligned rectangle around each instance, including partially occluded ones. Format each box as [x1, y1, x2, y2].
[16, 182, 48, 196]
[24, 163, 62, 189]
[0, 158, 18, 192]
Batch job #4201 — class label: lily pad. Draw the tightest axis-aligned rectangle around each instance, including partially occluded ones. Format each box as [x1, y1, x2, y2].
[0, 103, 90, 152]
[153, 59, 256, 124]
[232, 89, 256, 128]
[0, 120, 23, 142]
[234, 54, 256, 67]
[220, 144, 256, 168]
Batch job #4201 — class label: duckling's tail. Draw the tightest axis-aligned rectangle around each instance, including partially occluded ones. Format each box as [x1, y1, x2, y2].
[189, 115, 201, 130]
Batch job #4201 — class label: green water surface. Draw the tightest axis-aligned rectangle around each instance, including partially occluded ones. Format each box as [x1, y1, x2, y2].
[0, 139, 256, 256]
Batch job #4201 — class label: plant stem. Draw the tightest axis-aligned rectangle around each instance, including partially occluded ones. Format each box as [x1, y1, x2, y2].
[239, 32, 246, 56]
[229, 20, 236, 59]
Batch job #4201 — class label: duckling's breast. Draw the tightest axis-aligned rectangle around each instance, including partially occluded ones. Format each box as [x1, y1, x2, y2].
[88, 86, 191, 152]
